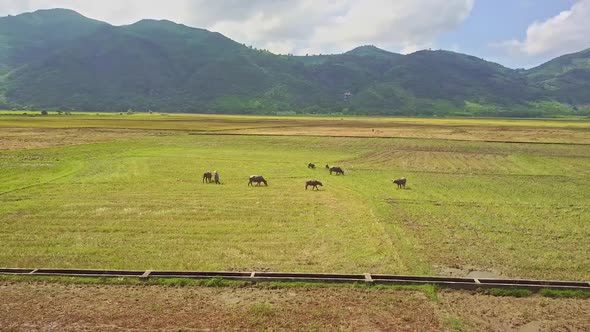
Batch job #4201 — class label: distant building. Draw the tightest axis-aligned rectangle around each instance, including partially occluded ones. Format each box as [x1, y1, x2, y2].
[343, 92, 353, 102]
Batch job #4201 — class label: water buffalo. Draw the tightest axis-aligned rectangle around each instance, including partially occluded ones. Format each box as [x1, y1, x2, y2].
[328, 166, 344, 175]
[393, 177, 407, 189]
[202, 171, 212, 183]
[248, 175, 268, 186]
[305, 180, 323, 190]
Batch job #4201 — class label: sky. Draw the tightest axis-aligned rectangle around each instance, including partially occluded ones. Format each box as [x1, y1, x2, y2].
[0, 0, 588, 68]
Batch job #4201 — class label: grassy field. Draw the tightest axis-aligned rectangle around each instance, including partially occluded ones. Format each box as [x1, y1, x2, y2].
[1, 113, 589, 281]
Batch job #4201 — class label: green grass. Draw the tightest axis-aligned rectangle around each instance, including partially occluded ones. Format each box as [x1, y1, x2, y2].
[1, 116, 589, 281]
[444, 315, 465, 332]
[484, 288, 534, 298]
[538, 288, 590, 299]
[0, 134, 412, 273]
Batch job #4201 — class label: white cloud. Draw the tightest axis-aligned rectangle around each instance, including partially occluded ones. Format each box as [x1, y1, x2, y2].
[0, 0, 474, 55]
[400, 43, 433, 54]
[494, 0, 590, 57]
[204, 0, 474, 55]
[309, 0, 472, 54]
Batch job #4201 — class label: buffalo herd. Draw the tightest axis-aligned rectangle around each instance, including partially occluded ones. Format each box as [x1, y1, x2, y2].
[203, 164, 407, 190]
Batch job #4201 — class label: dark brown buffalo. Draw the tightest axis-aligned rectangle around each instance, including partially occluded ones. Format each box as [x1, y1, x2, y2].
[248, 175, 268, 186]
[203, 171, 212, 183]
[305, 180, 323, 190]
[328, 166, 344, 175]
[308, 163, 316, 169]
[393, 177, 407, 189]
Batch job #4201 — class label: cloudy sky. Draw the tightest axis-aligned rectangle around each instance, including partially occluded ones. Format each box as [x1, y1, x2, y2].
[1, 0, 588, 68]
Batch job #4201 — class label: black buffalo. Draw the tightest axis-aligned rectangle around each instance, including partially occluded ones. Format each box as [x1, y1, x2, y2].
[305, 180, 323, 190]
[248, 175, 268, 186]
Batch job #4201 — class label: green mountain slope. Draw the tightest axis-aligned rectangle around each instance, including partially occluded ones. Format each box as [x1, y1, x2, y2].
[4, 18, 325, 113]
[1, 9, 589, 116]
[348, 50, 544, 116]
[0, 9, 105, 74]
[526, 48, 590, 105]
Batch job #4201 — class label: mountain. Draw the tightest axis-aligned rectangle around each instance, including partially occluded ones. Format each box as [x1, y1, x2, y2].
[345, 45, 402, 58]
[1, 9, 589, 117]
[348, 50, 543, 116]
[0, 9, 105, 74]
[526, 48, 590, 105]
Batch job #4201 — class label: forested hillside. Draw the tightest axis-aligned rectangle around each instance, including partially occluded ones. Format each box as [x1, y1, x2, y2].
[1, 9, 589, 117]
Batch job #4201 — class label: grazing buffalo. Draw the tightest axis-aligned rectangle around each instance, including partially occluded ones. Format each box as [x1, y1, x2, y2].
[308, 163, 316, 169]
[248, 175, 268, 186]
[392, 177, 407, 189]
[328, 166, 344, 175]
[305, 180, 323, 190]
[203, 171, 212, 183]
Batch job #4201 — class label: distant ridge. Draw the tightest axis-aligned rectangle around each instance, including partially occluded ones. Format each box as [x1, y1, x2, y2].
[345, 45, 401, 57]
[0, 9, 589, 117]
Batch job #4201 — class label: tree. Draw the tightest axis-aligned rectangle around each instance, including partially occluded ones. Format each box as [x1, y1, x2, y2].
[40, 110, 48, 115]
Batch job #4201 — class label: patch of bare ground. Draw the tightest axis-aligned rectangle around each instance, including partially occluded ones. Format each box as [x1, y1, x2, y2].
[0, 282, 444, 331]
[436, 265, 503, 279]
[223, 125, 590, 144]
[440, 290, 590, 332]
[0, 128, 171, 150]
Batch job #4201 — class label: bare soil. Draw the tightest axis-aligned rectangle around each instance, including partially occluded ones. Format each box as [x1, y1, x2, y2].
[436, 265, 503, 279]
[0, 128, 170, 150]
[222, 124, 590, 144]
[0, 282, 444, 331]
[1, 282, 588, 331]
[440, 290, 590, 332]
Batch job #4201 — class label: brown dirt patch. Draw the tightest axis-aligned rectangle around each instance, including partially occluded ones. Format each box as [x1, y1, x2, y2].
[440, 290, 590, 331]
[436, 265, 503, 279]
[3, 115, 590, 144]
[0, 128, 171, 150]
[223, 125, 590, 144]
[0, 282, 444, 331]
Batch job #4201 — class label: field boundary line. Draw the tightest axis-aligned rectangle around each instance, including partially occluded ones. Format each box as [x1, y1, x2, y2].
[1, 268, 588, 292]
